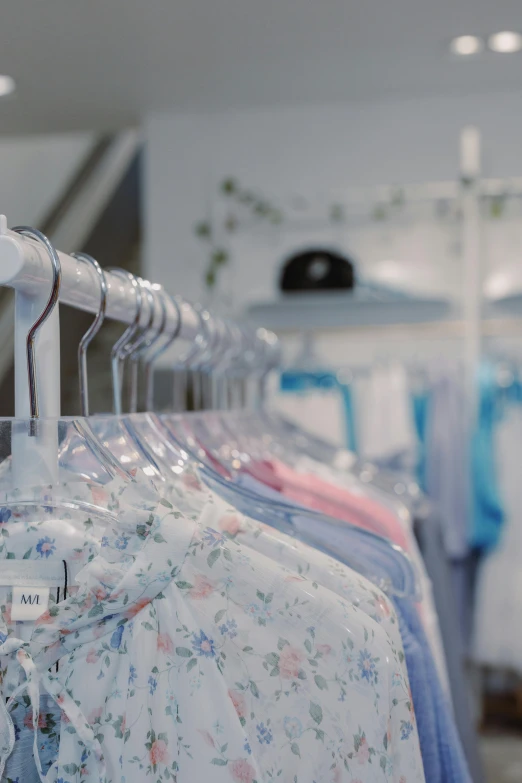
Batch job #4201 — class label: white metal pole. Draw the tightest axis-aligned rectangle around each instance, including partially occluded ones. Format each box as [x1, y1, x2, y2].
[0, 222, 201, 340]
[460, 126, 482, 419]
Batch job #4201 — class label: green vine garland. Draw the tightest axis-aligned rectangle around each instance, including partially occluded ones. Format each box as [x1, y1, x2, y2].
[195, 178, 283, 290]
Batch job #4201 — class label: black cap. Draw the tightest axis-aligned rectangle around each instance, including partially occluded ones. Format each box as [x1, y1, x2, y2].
[279, 248, 355, 293]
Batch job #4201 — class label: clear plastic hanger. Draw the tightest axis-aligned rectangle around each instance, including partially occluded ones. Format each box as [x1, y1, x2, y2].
[106, 301, 419, 599]
[74, 269, 169, 486]
[73, 273, 209, 500]
[169, 299, 207, 413]
[48, 258, 417, 599]
[165, 320, 263, 455]
[163, 327, 363, 508]
[171, 322, 330, 466]
[120, 402, 419, 599]
[31, 257, 158, 509]
[188, 326, 421, 527]
[186, 367, 421, 560]
[0, 233, 140, 515]
[128, 280, 156, 414]
[137, 409, 416, 596]
[72, 251, 107, 418]
[159, 328, 400, 539]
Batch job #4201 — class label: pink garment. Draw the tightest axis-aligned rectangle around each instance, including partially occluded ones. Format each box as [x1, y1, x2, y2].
[242, 458, 409, 551]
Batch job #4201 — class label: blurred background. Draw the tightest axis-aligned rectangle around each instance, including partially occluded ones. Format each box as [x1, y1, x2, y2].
[1, 2, 522, 779]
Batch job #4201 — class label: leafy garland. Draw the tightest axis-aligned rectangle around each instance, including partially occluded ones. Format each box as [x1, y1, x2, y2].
[195, 178, 283, 290]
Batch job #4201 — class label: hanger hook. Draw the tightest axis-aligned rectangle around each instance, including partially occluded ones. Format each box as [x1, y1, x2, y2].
[258, 329, 281, 402]
[123, 279, 156, 413]
[127, 282, 158, 361]
[123, 280, 155, 360]
[12, 226, 62, 423]
[106, 268, 142, 415]
[72, 253, 107, 417]
[190, 305, 213, 410]
[144, 289, 182, 411]
[170, 300, 208, 412]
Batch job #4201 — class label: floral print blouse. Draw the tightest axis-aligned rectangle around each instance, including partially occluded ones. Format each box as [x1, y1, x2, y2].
[0, 469, 425, 783]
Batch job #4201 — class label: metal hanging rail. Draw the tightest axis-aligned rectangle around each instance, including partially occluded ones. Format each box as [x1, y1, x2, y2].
[0, 217, 200, 342]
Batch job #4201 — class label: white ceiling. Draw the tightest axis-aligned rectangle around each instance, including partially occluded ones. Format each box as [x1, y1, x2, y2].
[1, 0, 522, 135]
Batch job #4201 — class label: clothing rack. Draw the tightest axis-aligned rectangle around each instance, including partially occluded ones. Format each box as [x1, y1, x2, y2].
[0, 215, 278, 486]
[0, 223, 480, 783]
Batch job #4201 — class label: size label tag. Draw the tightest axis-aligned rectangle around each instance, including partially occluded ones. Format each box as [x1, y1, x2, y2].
[11, 586, 50, 621]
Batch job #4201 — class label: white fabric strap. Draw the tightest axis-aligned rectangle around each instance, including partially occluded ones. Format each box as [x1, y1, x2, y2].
[0, 560, 65, 587]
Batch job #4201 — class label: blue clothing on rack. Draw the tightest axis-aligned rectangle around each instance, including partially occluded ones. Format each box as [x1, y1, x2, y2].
[394, 608, 440, 782]
[423, 372, 470, 560]
[412, 391, 429, 492]
[279, 371, 357, 452]
[394, 598, 472, 783]
[339, 381, 358, 453]
[415, 509, 485, 782]
[470, 363, 505, 552]
[280, 370, 336, 394]
[3, 694, 61, 783]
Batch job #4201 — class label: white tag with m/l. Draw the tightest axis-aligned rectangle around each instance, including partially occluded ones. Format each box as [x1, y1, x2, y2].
[11, 585, 50, 621]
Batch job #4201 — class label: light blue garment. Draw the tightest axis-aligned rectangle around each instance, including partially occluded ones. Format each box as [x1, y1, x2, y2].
[415, 512, 485, 783]
[394, 608, 441, 783]
[395, 598, 472, 783]
[422, 372, 470, 560]
[339, 381, 358, 453]
[470, 364, 504, 552]
[4, 695, 61, 783]
[412, 390, 429, 492]
[413, 372, 485, 779]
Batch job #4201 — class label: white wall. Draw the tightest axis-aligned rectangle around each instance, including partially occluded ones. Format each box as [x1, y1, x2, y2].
[0, 133, 94, 227]
[144, 91, 522, 295]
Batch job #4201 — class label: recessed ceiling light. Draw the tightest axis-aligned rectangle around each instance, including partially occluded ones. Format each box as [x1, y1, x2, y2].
[450, 35, 483, 56]
[488, 31, 522, 53]
[0, 75, 15, 97]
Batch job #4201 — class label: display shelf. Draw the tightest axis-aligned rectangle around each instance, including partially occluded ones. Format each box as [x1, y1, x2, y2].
[245, 289, 454, 331]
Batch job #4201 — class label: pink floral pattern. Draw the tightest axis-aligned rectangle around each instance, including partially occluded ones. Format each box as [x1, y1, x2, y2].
[230, 758, 256, 782]
[157, 633, 174, 654]
[189, 573, 215, 599]
[150, 739, 170, 766]
[278, 645, 304, 679]
[228, 689, 246, 718]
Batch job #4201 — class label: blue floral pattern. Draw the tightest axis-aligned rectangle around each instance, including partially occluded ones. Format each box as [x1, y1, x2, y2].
[0, 506, 11, 524]
[358, 648, 379, 684]
[191, 629, 216, 658]
[256, 722, 273, 745]
[35, 536, 56, 558]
